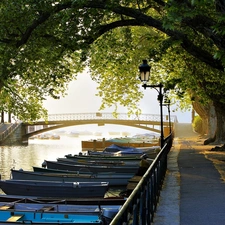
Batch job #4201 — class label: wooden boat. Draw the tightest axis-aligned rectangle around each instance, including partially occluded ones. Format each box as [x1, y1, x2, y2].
[33, 166, 78, 174]
[86, 144, 159, 157]
[0, 201, 122, 214]
[33, 166, 124, 176]
[45, 160, 139, 174]
[66, 152, 143, 159]
[0, 179, 109, 198]
[10, 169, 133, 186]
[81, 138, 158, 151]
[0, 195, 123, 225]
[0, 210, 103, 224]
[33, 166, 111, 174]
[57, 157, 141, 166]
[0, 194, 126, 206]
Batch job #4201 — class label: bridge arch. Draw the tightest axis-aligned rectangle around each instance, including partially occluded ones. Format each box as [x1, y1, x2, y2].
[22, 112, 176, 139]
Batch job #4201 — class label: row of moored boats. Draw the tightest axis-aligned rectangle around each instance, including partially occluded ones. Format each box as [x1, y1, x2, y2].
[0, 144, 159, 224]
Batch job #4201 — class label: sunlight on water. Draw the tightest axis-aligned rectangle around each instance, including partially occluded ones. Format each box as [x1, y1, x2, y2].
[0, 135, 99, 194]
[0, 135, 90, 180]
[0, 133, 133, 176]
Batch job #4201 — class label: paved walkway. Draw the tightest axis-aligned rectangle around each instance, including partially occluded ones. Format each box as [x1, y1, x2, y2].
[153, 123, 225, 225]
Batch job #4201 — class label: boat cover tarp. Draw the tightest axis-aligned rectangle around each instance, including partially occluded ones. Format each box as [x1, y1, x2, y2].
[103, 144, 144, 154]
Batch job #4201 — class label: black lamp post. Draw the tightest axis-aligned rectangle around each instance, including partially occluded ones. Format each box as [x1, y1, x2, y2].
[139, 60, 164, 148]
[163, 98, 172, 134]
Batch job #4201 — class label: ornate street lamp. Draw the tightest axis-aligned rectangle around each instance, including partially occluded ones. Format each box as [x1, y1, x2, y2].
[163, 97, 172, 134]
[139, 59, 151, 83]
[139, 60, 164, 148]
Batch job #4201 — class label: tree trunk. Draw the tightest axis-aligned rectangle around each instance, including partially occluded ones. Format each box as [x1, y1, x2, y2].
[1, 111, 4, 123]
[191, 99, 218, 145]
[8, 112, 11, 123]
[192, 98, 209, 136]
[208, 104, 217, 138]
[213, 101, 225, 144]
[201, 117, 208, 136]
[191, 108, 195, 123]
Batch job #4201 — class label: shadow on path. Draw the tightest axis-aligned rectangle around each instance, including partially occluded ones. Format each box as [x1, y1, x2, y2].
[153, 123, 225, 225]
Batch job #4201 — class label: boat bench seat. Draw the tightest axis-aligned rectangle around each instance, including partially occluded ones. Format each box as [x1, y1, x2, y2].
[7, 214, 24, 222]
[37, 206, 55, 212]
[0, 205, 12, 210]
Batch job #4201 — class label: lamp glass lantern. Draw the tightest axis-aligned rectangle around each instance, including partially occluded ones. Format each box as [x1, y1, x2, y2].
[139, 60, 151, 82]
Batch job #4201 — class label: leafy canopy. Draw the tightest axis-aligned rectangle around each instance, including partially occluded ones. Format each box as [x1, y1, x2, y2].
[1, 0, 225, 119]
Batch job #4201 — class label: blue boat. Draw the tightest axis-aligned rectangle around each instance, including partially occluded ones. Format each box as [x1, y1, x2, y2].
[45, 160, 139, 174]
[0, 210, 103, 224]
[0, 180, 109, 198]
[32, 166, 117, 175]
[10, 169, 134, 187]
[86, 144, 159, 158]
[0, 194, 126, 205]
[100, 144, 145, 154]
[58, 157, 141, 166]
[0, 195, 123, 224]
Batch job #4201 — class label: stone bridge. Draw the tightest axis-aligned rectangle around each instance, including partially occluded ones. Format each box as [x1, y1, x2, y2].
[0, 113, 177, 145]
[23, 112, 177, 138]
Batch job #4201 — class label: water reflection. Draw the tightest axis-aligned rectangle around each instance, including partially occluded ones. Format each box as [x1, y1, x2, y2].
[0, 133, 143, 196]
[0, 135, 84, 181]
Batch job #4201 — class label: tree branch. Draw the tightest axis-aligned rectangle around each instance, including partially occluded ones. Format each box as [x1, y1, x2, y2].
[13, 0, 225, 71]
[16, 2, 73, 47]
[182, 15, 225, 50]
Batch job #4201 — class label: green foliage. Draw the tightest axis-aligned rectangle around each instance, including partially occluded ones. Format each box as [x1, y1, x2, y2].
[0, 0, 86, 121]
[1, 0, 225, 122]
[192, 115, 203, 134]
[89, 27, 154, 114]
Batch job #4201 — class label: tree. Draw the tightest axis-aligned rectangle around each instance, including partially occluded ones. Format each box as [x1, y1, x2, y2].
[0, 0, 84, 121]
[86, 0, 225, 144]
[1, 0, 225, 144]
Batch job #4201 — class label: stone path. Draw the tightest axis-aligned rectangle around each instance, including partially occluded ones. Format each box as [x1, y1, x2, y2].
[153, 123, 225, 225]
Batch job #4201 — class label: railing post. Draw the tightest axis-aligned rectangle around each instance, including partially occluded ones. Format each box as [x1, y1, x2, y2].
[93, 140, 97, 151]
[102, 138, 105, 148]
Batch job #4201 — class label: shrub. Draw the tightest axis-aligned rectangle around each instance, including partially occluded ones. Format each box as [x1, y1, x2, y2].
[193, 115, 203, 134]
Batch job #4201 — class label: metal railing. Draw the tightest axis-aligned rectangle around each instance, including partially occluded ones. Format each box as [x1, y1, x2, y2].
[45, 113, 177, 123]
[109, 134, 173, 225]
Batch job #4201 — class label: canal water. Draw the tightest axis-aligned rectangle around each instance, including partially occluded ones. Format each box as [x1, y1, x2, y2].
[0, 133, 130, 195]
[0, 135, 84, 180]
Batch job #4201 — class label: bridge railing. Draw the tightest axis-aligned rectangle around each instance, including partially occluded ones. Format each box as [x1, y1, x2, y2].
[46, 112, 177, 123]
[0, 123, 20, 141]
[109, 134, 173, 225]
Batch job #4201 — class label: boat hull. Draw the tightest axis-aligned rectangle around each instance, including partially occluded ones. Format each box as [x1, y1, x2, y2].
[32, 166, 118, 175]
[11, 169, 133, 186]
[0, 194, 126, 204]
[0, 210, 102, 224]
[0, 180, 108, 198]
[0, 195, 123, 225]
[57, 157, 140, 166]
[81, 139, 158, 151]
[45, 160, 139, 174]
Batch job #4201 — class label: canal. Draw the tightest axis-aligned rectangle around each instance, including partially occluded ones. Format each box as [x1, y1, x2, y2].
[0, 133, 128, 196]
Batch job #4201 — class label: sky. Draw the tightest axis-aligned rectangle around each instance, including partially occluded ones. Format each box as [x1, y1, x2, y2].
[43, 71, 192, 134]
